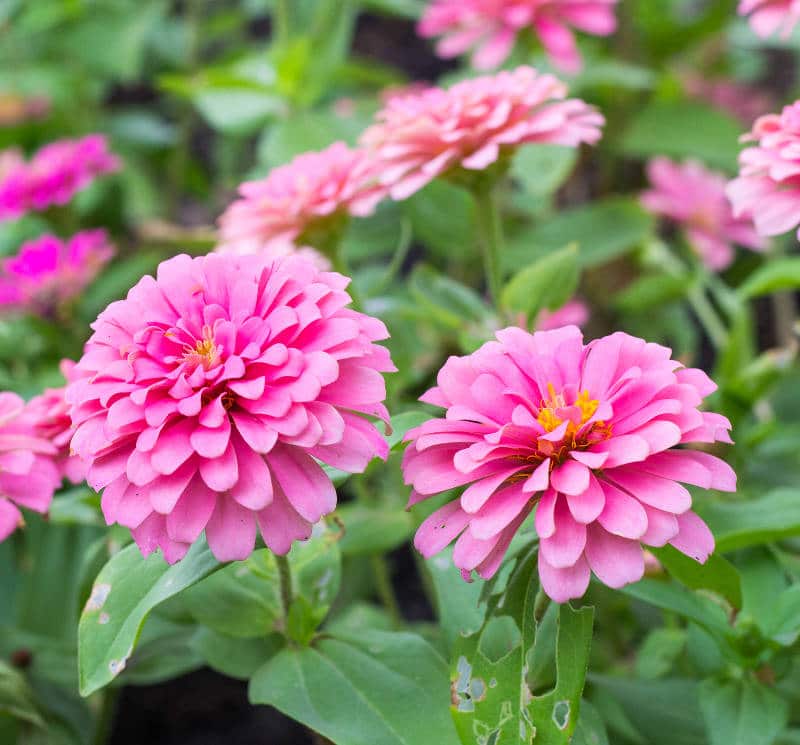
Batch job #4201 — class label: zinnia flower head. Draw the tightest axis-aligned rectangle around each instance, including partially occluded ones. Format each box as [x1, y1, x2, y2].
[67, 253, 395, 564]
[0, 135, 120, 221]
[727, 101, 800, 240]
[404, 325, 735, 603]
[0, 230, 115, 316]
[641, 158, 765, 271]
[361, 66, 604, 201]
[24, 360, 86, 485]
[215, 237, 331, 272]
[738, 0, 800, 38]
[535, 299, 589, 331]
[218, 142, 384, 254]
[418, 0, 619, 74]
[0, 392, 61, 541]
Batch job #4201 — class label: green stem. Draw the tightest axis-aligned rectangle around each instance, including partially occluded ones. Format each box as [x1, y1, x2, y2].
[370, 554, 402, 628]
[688, 283, 727, 350]
[533, 586, 551, 624]
[276, 554, 293, 622]
[275, 0, 292, 44]
[772, 239, 797, 348]
[374, 218, 412, 295]
[92, 689, 119, 745]
[473, 184, 504, 308]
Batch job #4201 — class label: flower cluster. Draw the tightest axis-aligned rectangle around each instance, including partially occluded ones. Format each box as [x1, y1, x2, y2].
[641, 158, 764, 270]
[403, 326, 734, 602]
[418, 0, 619, 73]
[0, 230, 115, 315]
[67, 253, 395, 564]
[728, 102, 800, 240]
[738, 0, 800, 38]
[0, 135, 120, 222]
[360, 66, 604, 200]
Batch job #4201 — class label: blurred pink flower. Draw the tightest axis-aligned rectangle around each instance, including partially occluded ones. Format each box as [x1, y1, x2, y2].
[404, 325, 734, 603]
[728, 102, 800, 240]
[0, 230, 115, 316]
[683, 75, 772, 127]
[642, 158, 765, 270]
[418, 0, 619, 73]
[0, 392, 61, 541]
[0, 135, 120, 221]
[218, 142, 384, 252]
[67, 253, 395, 564]
[738, 0, 800, 38]
[215, 237, 331, 272]
[24, 360, 86, 485]
[361, 66, 604, 200]
[535, 299, 589, 331]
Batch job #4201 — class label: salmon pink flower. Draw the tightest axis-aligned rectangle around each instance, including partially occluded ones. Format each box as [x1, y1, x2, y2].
[67, 253, 395, 564]
[0, 230, 114, 316]
[642, 158, 765, 270]
[738, 0, 800, 38]
[418, 0, 619, 73]
[0, 135, 120, 221]
[0, 392, 61, 541]
[404, 325, 735, 603]
[361, 66, 603, 201]
[728, 102, 800, 240]
[218, 142, 384, 253]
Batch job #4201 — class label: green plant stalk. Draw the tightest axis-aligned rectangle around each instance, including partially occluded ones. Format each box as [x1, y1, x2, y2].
[370, 554, 402, 628]
[772, 238, 797, 348]
[92, 688, 119, 745]
[276, 553, 293, 623]
[473, 183, 504, 308]
[688, 283, 727, 350]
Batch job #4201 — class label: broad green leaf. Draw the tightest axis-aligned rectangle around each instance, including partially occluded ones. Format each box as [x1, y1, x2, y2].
[249, 629, 460, 745]
[699, 678, 788, 745]
[738, 258, 800, 298]
[78, 539, 220, 696]
[0, 661, 44, 728]
[572, 701, 610, 745]
[404, 181, 476, 260]
[650, 545, 742, 609]
[615, 274, 689, 313]
[620, 101, 741, 172]
[500, 244, 580, 320]
[408, 264, 490, 329]
[194, 89, 286, 135]
[336, 505, 414, 556]
[635, 628, 686, 679]
[191, 628, 284, 681]
[700, 490, 800, 552]
[511, 145, 578, 199]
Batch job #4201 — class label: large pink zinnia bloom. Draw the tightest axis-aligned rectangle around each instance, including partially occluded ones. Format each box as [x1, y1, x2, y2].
[0, 392, 61, 541]
[0, 230, 115, 315]
[727, 102, 800, 240]
[641, 158, 765, 271]
[0, 135, 120, 222]
[66, 253, 395, 564]
[218, 142, 384, 252]
[738, 0, 800, 38]
[361, 66, 604, 201]
[418, 0, 619, 74]
[404, 325, 735, 603]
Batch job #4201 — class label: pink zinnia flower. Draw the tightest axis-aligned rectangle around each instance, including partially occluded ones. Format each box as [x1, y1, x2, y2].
[0, 135, 120, 221]
[738, 0, 800, 38]
[642, 158, 765, 271]
[0, 230, 115, 316]
[683, 75, 772, 127]
[0, 392, 61, 541]
[727, 102, 800, 240]
[418, 0, 619, 74]
[535, 299, 589, 331]
[67, 253, 395, 564]
[24, 360, 86, 485]
[215, 237, 331, 272]
[218, 142, 384, 252]
[404, 325, 735, 603]
[361, 66, 604, 201]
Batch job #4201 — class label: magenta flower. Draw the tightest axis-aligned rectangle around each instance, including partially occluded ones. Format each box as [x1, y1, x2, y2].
[361, 66, 604, 201]
[727, 102, 800, 240]
[0, 230, 115, 316]
[738, 0, 800, 38]
[641, 158, 765, 271]
[0, 392, 61, 542]
[218, 142, 384, 253]
[418, 0, 619, 74]
[24, 360, 86, 485]
[404, 325, 735, 603]
[67, 253, 395, 564]
[0, 135, 120, 221]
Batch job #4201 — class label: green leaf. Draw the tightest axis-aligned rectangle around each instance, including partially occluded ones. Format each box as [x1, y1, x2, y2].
[572, 700, 610, 745]
[194, 89, 286, 135]
[78, 539, 220, 696]
[699, 678, 788, 745]
[408, 264, 491, 329]
[249, 629, 460, 745]
[615, 273, 689, 313]
[650, 545, 742, 609]
[635, 628, 686, 679]
[0, 660, 45, 728]
[511, 145, 578, 199]
[191, 628, 283, 681]
[504, 197, 654, 271]
[337, 505, 414, 556]
[500, 244, 580, 320]
[700, 490, 800, 552]
[404, 181, 477, 260]
[620, 101, 742, 172]
[738, 258, 800, 299]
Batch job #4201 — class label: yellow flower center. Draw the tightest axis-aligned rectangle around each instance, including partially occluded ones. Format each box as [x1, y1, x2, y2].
[183, 326, 220, 370]
[537, 383, 600, 439]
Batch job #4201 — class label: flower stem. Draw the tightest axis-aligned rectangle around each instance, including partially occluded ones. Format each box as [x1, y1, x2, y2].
[473, 183, 505, 308]
[370, 554, 402, 627]
[92, 688, 119, 745]
[276, 554, 293, 622]
[688, 283, 728, 350]
[534, 585, 551, 623]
